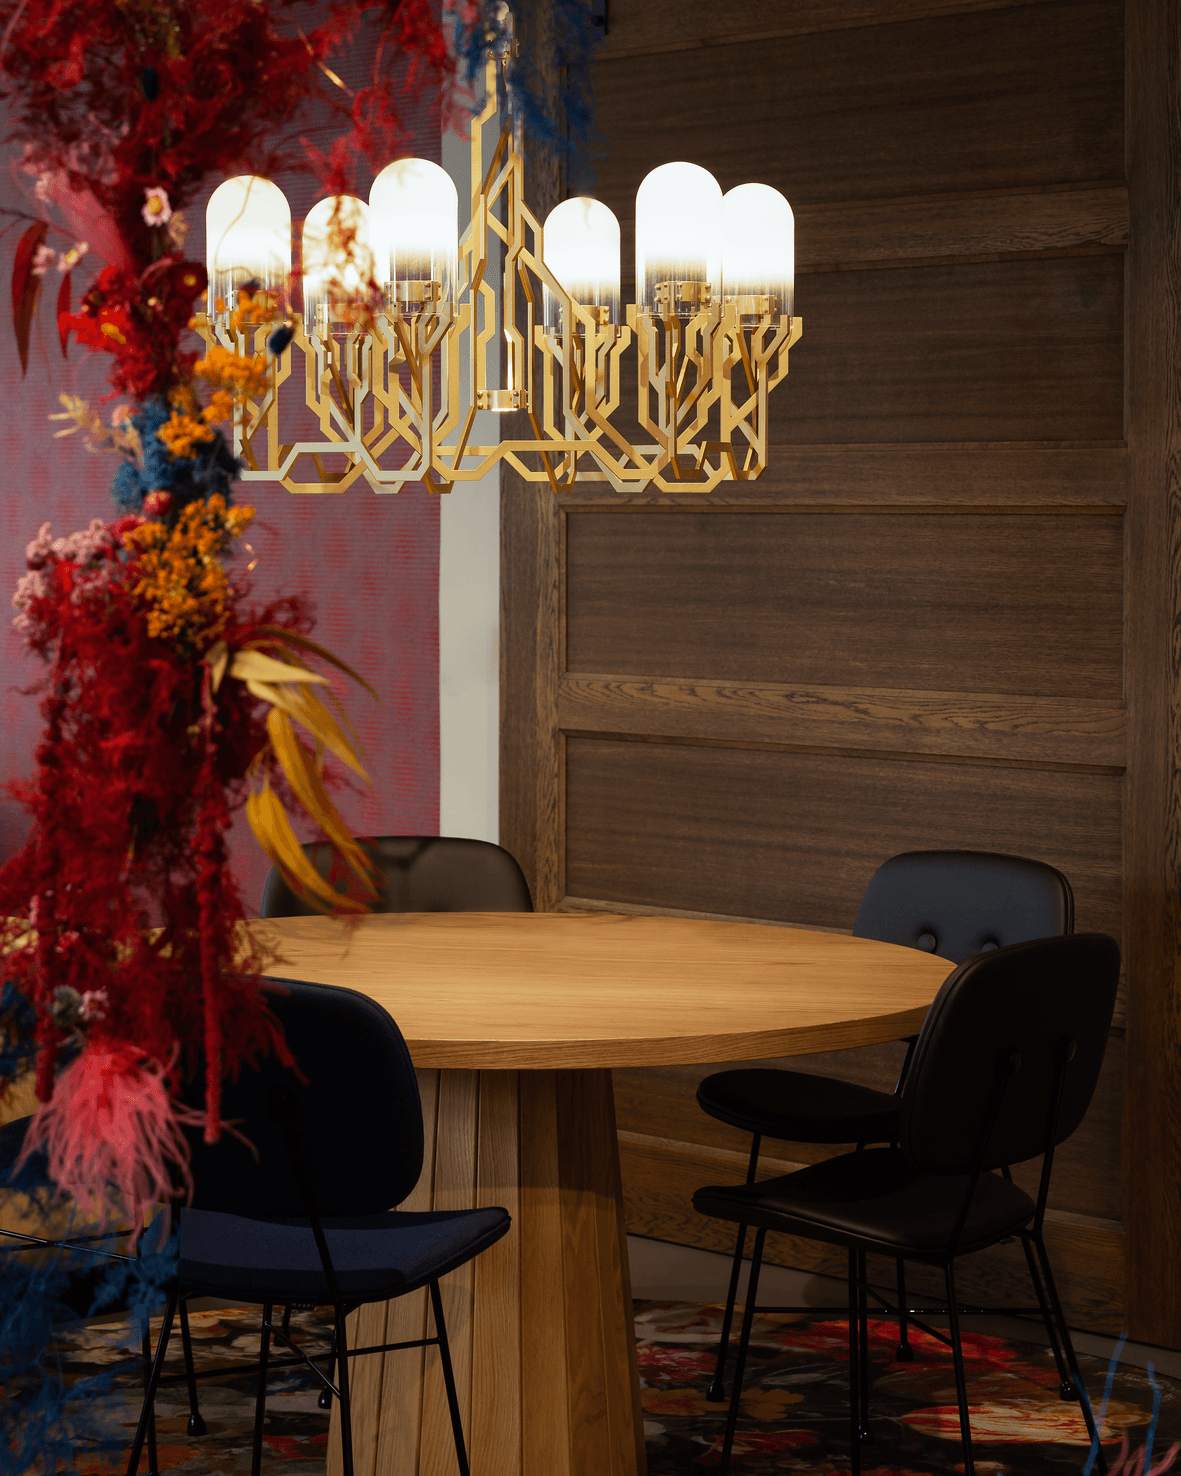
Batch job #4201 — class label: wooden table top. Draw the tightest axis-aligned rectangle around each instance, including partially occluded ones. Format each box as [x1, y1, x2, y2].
[255, 911, 955, 1070]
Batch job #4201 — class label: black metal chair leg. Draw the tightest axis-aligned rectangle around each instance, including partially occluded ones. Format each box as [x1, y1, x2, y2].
[1031, 1231, 1108, 1476]
[719, 1226, 766, 1476]
[319, 1321, 337, 1410]
[1018, 1230, 1074, 1399]
[334, 1302, 356, 1476]
[177, 1299, 207, 1437]
[430, 1280, 472, 1476]
[847, 1249, 861, 1476]
[251, 1303, 273, 1476]
[708, 1133, 762, 1403]
[126, 1292, 178, 1476]
[944, 1262, 975, 1476]
[894, 1258, 914, 1361]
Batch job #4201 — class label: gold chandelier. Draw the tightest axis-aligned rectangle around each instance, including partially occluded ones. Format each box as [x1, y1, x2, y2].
[194, 47, 802, 497]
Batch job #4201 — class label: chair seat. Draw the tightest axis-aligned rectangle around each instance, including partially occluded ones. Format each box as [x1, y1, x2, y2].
[179, 1204, 511, 1303]
[693, 1147, 1035, 1260]
[697, 1068, 901, 1145]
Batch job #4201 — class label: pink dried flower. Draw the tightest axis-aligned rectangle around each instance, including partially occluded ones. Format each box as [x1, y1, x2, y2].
[166, 211, 188, 248]
[57, 241, 89, 272]
[141, 186, 172, 227]
[31, 243, 55, 276]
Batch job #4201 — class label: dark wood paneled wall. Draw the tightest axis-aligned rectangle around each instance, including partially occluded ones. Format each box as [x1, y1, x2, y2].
[501, 0, 1181, 1341]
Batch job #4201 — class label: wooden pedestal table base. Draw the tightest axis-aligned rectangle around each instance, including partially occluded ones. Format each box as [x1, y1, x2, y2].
[326, 1067, 646, 1476]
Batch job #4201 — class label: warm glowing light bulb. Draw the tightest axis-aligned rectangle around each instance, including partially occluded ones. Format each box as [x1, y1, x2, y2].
[634, 162, 722, 317]
[542, 197, 620, 330]
[206, 176, 290, 316]
[302, 196, 373, 324]
[369, 159, 458, 307]
[722, 183, 794, 318]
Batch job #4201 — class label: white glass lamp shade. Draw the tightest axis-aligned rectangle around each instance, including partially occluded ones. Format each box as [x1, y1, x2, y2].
[369, 158, 458, 306]
[722, 183, 794, 317]
[206, 176, 291, 315]
[634, 162, 723, 317]
[302, 196, 373, 324]
[542, 197, 620, 330]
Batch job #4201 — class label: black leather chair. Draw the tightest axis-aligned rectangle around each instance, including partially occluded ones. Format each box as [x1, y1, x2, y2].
[259, 835, 533, 917]
[698, 849, 1073, 1396]
[128, 978, 510, 1476]
[694, 932, 1118, 1476]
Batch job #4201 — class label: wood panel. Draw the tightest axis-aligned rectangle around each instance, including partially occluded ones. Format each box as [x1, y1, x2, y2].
[566, 512, 1124, 699]
[617, 1132, 1126, 1333]
[559, 677, 1126, 769]
[561, 446, 1127, 508]
[796, 185, 1128, 274]
[500, 0, 1158, 1342]
[564, 738, 1123, 939]
[593, 2, 1124, 213]
[780, 257, 1123, 444]
[599, 0, 1066, 57]
[1121, 0, 1181, 1344]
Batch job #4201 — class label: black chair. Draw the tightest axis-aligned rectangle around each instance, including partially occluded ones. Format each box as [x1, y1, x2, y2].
[693, 932, 1119, 1476]
[697, 848, 1073, 1396]
[127, 978, 510, 1476]
[259, 835, 533, 917]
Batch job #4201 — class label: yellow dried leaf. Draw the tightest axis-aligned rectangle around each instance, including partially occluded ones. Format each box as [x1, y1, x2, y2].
[245, 783, 368, 914]
[265, 709, 378, 895]
[230, 649, 328, 686]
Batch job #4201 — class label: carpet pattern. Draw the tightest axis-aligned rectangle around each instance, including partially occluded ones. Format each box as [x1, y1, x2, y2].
[38, 1301, 1181, 1473]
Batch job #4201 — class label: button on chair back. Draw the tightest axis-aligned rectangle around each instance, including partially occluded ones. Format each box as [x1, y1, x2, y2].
[259, 835, 533, 917]
[185, 978, 424, 1219]
[700, 847, 1075, 1399]
[852, 849, 1073, 963]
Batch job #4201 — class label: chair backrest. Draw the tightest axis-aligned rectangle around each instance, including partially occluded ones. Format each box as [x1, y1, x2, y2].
[852, 850, 1073, 963]
[259, 835, 534, 918]
[185, 978, 423, 1219]
[899, 933, 1118, 1175]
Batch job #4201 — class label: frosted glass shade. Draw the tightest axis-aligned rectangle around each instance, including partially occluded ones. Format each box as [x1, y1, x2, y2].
[634, 162, 722, 317]
[369, 158, 458, 305]
[542, 197, 620, 330]
[206, 176, 290, 315]
[302, 196, 373, 323]
[722, 183, 794, 317]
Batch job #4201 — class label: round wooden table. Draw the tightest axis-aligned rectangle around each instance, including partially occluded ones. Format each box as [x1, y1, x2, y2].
[257, 911, 954, 1476]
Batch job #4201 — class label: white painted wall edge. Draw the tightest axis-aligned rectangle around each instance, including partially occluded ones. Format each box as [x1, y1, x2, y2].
[438, 119, 500, 843]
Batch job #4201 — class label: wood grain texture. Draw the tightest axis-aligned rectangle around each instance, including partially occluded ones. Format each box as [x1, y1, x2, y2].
[519, 1071, 571, 1476]
[471, 1072, 522, 1476]
[592, 2, 1123, 211]
[565, 739, 1123, 941]
[558, 446, 1127, 508]
[796, 186, 1128, 273]
[1122, 0, 1181, 1345]
[260, 911, 952, 1068]
[559, 676, 1126, 769]
[565, 511, 1124, 700]
[619, 1136, 1126, 1332]
[598, 0, 1064, 57]
[775, 257, 1124, 444]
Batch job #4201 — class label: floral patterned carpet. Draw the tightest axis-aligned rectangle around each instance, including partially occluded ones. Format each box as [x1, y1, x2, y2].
[38, 1300, 1181, 1473]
